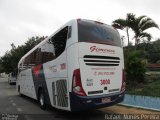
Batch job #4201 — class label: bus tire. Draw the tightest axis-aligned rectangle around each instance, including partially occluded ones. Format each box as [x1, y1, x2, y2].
[38, 89, 46, 110]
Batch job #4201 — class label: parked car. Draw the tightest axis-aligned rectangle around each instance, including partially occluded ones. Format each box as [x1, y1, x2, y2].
[8, 72, 17, 84]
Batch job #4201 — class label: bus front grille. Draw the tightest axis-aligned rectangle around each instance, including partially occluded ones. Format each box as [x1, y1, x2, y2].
[83, 55, 120, 66]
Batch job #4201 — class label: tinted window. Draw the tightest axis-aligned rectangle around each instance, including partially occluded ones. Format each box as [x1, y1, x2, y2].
[21, 41, 55, 71]
[19, 26, 71, 71]
[50, 26, 70, 57]
[78, 20, 121, 47]
[40, 42, 55, 63]
[23, 50, 37, 69]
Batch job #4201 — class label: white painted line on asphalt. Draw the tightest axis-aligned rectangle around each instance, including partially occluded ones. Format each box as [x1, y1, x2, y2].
[12, 103, 16, 106]
[17, 108, 23, 112]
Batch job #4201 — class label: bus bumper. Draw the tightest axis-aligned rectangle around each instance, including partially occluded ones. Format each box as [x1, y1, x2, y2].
[69, 91, 125, 112]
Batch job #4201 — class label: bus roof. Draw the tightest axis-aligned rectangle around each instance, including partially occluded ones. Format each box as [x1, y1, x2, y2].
[18, 19, 77, 68]
[18, 19, 116, 68]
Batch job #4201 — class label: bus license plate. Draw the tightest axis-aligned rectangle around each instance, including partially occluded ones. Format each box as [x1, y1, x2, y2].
[102, 97, 111, 103]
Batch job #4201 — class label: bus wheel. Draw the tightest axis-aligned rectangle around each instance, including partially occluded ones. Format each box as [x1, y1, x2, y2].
[39, 89, 46, 110]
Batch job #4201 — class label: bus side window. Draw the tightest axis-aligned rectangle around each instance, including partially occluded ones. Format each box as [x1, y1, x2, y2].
[35, 48, 42, 65]
[40, 42, 55, 63]
[23, 50, 37, 69]
[51, 26, 71, 58]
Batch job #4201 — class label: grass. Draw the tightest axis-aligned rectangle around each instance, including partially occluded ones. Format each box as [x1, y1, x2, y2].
[126, 71, 160, 97]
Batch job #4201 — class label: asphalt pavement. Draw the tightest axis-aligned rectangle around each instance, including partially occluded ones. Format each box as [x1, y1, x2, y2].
[0, 77, 114, 120]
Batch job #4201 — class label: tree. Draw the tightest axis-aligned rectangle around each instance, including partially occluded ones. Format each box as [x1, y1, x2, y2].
[23, 36, 47, 53]
[112, 13, 159, 46]
[0, 52, 13, 73]
[125, 50, 146, 85]
[0, 36, 47, 74]
[0, 58, 4, 73]
[112, 13, 136, 46]
[131, 15, 159, 45]
[147, 39, 160, 63]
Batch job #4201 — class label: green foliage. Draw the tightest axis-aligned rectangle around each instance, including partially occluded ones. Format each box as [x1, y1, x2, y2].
[112, 13, 136, 46]
[136, 39, 160, 63]
[124, 39, 160, 97]
[147, 39, 160, 63]
[0, 36, 47, 74]
[112, 13, 159, 46]
[125, 50, 146, 84]
[126, 72, 160, 97]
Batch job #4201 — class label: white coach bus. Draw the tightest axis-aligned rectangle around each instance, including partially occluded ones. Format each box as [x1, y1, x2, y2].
[16, 19, 125, 111]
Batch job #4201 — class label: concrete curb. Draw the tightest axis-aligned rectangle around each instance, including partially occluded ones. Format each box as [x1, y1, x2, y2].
[119, 103, 160, 112]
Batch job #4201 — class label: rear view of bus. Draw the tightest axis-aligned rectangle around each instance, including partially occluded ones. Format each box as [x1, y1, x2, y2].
[69, 19, 125, 111]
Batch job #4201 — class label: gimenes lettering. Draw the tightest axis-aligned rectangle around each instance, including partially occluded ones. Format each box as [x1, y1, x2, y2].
[90, 46, 115, 53]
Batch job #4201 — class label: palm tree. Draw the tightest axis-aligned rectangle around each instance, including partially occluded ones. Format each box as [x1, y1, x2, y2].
[112, 13, 159, 46]
[131, 15, 159, 45]
[112, 13, 136, 46]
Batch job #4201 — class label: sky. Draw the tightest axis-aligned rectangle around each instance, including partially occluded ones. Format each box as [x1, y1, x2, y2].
[0, 0, 160, 56]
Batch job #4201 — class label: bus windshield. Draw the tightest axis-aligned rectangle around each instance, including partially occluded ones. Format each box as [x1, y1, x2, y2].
[78, 20, 121, 47]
